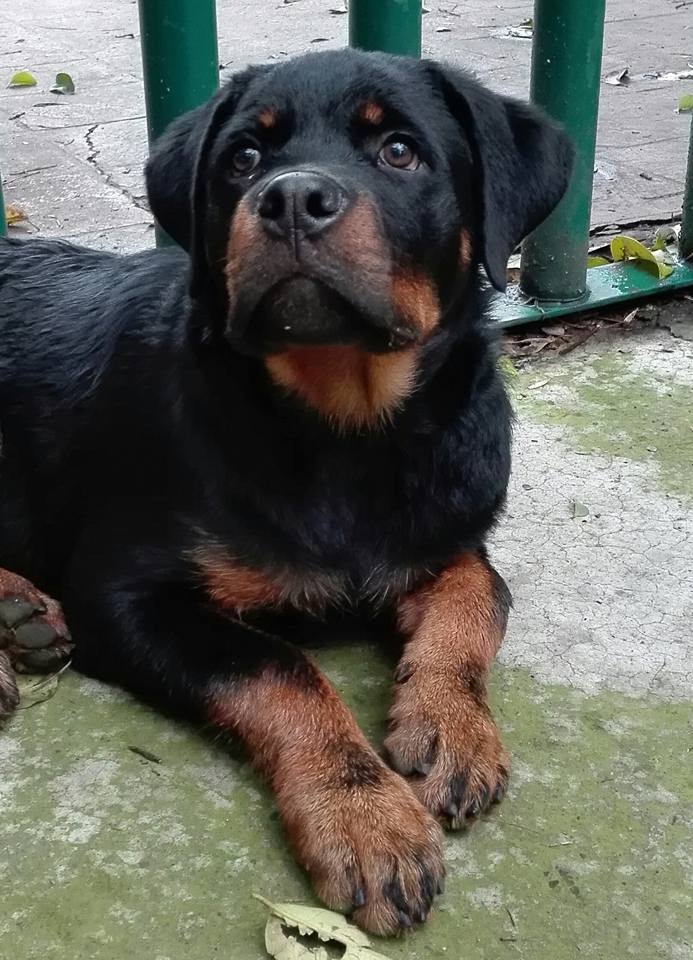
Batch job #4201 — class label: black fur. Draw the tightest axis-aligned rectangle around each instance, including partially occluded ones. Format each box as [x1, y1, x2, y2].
[0, 49, 572, 717]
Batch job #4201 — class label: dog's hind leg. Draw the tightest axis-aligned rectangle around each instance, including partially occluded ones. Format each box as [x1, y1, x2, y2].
[0, 568, 73, 721]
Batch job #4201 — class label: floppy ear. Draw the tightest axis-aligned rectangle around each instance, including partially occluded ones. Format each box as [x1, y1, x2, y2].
[145, 65, 273, 296]
[428, 63, 574, 290]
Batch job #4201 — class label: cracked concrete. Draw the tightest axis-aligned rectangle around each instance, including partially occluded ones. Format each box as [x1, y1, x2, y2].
[490, 320, 693, 700]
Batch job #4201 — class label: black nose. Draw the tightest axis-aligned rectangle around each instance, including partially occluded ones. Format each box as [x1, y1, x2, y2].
[257, 171, 346, 240]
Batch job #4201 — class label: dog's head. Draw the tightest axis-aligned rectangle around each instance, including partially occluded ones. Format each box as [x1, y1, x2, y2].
[147, 49, 572, 423]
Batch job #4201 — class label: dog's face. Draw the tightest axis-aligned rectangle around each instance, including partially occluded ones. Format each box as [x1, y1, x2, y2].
[148, 51, 573, 354]
[201, 56, 474, 355]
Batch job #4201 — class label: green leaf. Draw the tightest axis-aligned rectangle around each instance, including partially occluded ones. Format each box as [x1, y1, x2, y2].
[652, 226, 678, 252]
[587, 255, 610, 268]
[571, 501, 590, 520]
[255, 896, 391, 959]
[497, 354, 518, 384]
[677, 93, 693, 113]
[5, 204, 27, 226]
[8, 70, 37, 88]
[610, 235, 674, 280]
[50, 71, 75, 94]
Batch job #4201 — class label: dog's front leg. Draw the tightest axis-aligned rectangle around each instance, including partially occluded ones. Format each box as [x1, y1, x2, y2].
[385, 551, 512, 828]
[67, 580, 444, 935]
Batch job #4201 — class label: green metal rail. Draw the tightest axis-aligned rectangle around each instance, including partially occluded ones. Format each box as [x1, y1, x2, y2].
[681, 117, 693, 260]
[0, 175, 6, 237]
[137, 0, 219, 244]
[349, 0, 421, 58]
[519, 0, 606, 303]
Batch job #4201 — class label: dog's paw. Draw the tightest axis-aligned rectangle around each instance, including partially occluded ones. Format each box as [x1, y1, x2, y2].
[384, 668, 508, 829]
[0, 569, 73, 677]
[278, 749, 445, 935]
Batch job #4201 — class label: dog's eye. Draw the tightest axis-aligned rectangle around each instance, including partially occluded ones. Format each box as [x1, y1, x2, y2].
[378, 137, 419, 171]
[230, 145, 262, 177]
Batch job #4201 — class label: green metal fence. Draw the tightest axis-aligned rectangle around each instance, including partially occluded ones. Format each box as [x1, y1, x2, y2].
[3, 0, 693, 320]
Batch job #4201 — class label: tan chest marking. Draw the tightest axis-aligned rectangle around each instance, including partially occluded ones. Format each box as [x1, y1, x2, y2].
[265, 344, 419, 430]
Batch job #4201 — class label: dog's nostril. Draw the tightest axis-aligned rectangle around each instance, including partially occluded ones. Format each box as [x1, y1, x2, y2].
[258, 187, 284, 221]
[305, 188, 340, 220]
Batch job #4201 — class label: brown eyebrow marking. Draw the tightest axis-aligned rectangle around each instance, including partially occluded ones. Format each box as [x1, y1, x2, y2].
[357, 100, 385, 125]
[257, 107, 277, 129]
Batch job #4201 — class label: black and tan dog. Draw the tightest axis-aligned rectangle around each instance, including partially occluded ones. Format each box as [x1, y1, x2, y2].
[0, 49, 572, 934]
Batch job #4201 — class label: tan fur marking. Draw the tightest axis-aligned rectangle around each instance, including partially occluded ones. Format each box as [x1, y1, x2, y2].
[357, 100, 384, 125]
[194, 548, 286, 613]
[385, 554, 510, 826]
[265, 344, 418, 429]
[208, 667, 444, 934]
[324, 195, 389, 277]
[257, 106, 277, 129]
[390, 269, 440, 337]
[193, 545, 347, 614]
[458, 228, 472, 269]
[225, 200, 260, 310]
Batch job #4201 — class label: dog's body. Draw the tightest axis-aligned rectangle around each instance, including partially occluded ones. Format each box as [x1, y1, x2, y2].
[0, 49, 572, 934]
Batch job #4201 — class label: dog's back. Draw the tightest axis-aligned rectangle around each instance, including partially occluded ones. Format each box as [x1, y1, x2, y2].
[0, 238, 187, 580]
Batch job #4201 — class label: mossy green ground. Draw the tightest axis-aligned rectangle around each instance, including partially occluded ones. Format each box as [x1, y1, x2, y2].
[2, 653, 692, 960]
[514, 351, 693, 501]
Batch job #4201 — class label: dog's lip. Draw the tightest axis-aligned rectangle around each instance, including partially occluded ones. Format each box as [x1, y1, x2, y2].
[228, 272, 421, 352]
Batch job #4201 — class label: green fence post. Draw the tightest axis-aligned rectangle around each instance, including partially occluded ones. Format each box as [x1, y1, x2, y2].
[520, 0, 606, 302]
[137, 0, 219, 244]
[349, 0, 422, 57]
[0, 173, 6, 237]
[681, 117, 693, 260]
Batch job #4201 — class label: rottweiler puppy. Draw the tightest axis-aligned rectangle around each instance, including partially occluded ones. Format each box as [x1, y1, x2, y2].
[0, 49, 572, 934]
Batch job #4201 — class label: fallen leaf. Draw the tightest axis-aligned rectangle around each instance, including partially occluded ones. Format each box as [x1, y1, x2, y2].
[594, 161, 616, 181]
[610, 235, 674, 280]
[256, 896, 390, 960]
[50, 71, 75, 94]
[497, 355, 518, 383]
[507, 23, 533, 38]
[622, 307, 640, 324]
[604, 67, 630, 86]
[528, 378, 550, 390]
[309, 37, 331, 43]
[541, 323, 566, 336]
[8, 69, 37, 88]
[570, 501, 590, 520]
[587, 255, 610, 267]
[652, 224, 679, 251]
[5, 204, 27, 225]
[17, 673, 59, 709]
[677, 93, 693, 113]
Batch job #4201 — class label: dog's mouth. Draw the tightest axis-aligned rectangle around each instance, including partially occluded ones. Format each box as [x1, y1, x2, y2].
[226, 269, 421, 355]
